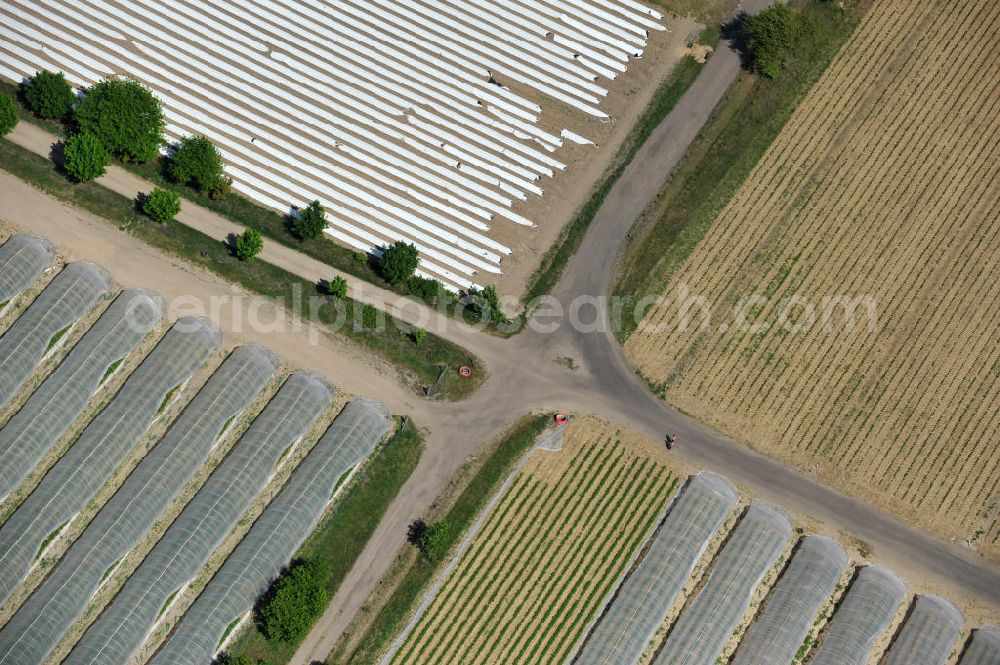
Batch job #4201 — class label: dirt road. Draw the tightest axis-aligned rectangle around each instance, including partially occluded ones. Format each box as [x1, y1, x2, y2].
[2, 8, 999, 662]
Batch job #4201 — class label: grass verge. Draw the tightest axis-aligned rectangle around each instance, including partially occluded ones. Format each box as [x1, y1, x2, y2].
[522, 55, 704, 306]
[223, 418, 424, 665]
[613, 0, 868, 341]
[329, 414, 550, 665]
[0, 138, 484, 400]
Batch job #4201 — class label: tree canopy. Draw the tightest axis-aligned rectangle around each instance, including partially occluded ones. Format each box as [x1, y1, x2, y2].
[74, 77, 164, 162]
[380, 240, 420, 285]
[258, 558, 330, 643]
[22, 70, 75, 119]
[167, 135, 227, 194]
[325, 275, 348, 299]
[234, 228, 264, 261]
[742, 5, 808, 78]
[0, 96, 17, 137]
[142, 187, 182, 223]
[292, 199, 327, 240]
[63, 132, 110, 182]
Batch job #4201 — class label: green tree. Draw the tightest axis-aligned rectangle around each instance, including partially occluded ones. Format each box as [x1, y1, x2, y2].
[63, 132, 110, 182]
[743, 5, 807, 78]
[0, 95, 18, 137]
[424, 519, 451, 559]
[468, 285, 507, 323]
[22, 70, 75, 119]
[167, 135, 227, 193]
[380, 241, 419, 285]
[142, 187, 181, 223]
[74, 77, 164, 162]
[407, 275, 446, 304]
[325, 275, 348, 299]
[234, 229, 263, 261]
[258, 559, 330, 643]
[292, 199, 327, 240]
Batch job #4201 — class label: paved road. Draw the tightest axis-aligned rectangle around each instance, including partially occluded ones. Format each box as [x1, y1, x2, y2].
[3, 8, 999, 663]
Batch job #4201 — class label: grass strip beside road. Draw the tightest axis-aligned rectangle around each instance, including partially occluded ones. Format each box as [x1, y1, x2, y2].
[613, 0, 868, 341]
[225, 418, 424, 665]
[329, 414, 550, 665]
[522, 55, 704, 306]
[0, 138, 484, 400]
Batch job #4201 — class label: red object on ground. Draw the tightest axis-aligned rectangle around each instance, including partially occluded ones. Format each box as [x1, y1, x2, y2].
[458, 365, 472, 377]
[554, 413, 568, 426]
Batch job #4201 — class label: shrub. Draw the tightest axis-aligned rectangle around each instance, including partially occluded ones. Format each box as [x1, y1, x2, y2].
[167, 135, 227, 193]
[208, 174, 233, 200]
[468, 285, 507, 323]
[258, 558, 330, 643]
[361, 303, 379, 328]
[412, 328, 427, 346]
[743, 5, 808, 78]
[214, 654, 263, 665]
[74, 77, 164, 162]
[407, 275, 446, 304]
[21, 70, 75, 119]
[380, 240, 419, 285]
[292, 199, 327, 240]
[63, 132, 110, 182]
[325, 275, 348, 299]
[142, 187, 181, 223]
[424, 519, 452, 559]
[234, 229, 263, 261]
[0, 96, 18, 137]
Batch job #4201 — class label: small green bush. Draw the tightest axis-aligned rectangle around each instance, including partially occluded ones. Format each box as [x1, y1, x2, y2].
[407, 275, 447, 304]
[413, 328, 427, 346]
[743, 5, 809, 78]
[258, 558, 330, 643]
[361, 303, 379, 328]
[292, 199, 327, 240]
[380, 240, 419, 285]
[74, 77, 164, 162]
[63, 132, 110, 182]
[22, 70, 75, 119]
[142, 187, 181, 223]
[167, 135, 227, 193]
[234, 228, 264, 261]
[468, 285, 507, 323]
[325, 275, 348, 299]
[0, 96, 19, 137]
[423, 519, 452, 560]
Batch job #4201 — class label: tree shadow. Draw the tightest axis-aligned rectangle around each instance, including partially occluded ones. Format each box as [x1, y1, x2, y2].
[721, 12, 753, 69]
[224, 232, 239, 258]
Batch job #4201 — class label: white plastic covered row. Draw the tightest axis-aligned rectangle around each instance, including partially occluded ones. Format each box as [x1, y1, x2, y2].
[959, 627, 1000, 665]
[882, 595, 964, 665]
[0, 0, 665, 291]
[0, 234, 55, 314]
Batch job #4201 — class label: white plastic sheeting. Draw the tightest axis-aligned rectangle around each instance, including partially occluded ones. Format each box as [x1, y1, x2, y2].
[959, 627, 1000, 665]
[0, 0, 666, 291]
[882, 595, 964, 665]
[0, 234, 55, 308]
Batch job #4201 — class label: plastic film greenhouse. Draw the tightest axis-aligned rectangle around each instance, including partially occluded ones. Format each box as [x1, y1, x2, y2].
[0, 345, 279, 665]
[0, 316, 219, 608]
[808, 565, 907, 665]
[573, 472, 739, 665]
[66, 371, 333, 665]
[0, 233, 55, 307]
[149, 397, 392, 665]
[730, 535, 848, 665]
[882, 595, 964, 665]
[0, 289, 164, 502]
[652, 502, 792, 665]
[959, 627, 1000, 665]
[0, 261, 112, 410]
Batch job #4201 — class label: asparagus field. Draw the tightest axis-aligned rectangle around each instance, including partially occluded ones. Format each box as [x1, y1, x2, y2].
[391, 418, 679, 665]
[626, 0, 1000, 554]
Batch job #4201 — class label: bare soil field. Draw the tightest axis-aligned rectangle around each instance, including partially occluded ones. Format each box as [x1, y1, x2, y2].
[391, 417, 681, 665]
[626, 0, 1000, 557]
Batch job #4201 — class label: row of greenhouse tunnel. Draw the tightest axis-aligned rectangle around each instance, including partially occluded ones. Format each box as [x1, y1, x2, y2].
[0, 233, 393, 665]
[570, 470, 999, 665]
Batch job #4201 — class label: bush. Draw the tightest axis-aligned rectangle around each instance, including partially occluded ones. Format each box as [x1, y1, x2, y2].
[468, 285, 507, 323]
[74, 77, 164, 162]
[292, 199, 327, 240]
[208, 174, 233, 201]
[22, 70, 75, 119]
[743, 5, 808, 78]
[167, 135, 228, 193]
[234, 229, 263, 261]
[258, 558, 330, 643]
[412, 328, 427, 346]
[424, 519, 452, 559]
[214, 654, 263, 665]
[380, 241, 419, 285]
[142, 187, 181, 223]
[63, 132, 110, 182]
[407, 275, 447, 304]
[0, 96, 18, 137]
[325, 275, 348, 299]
